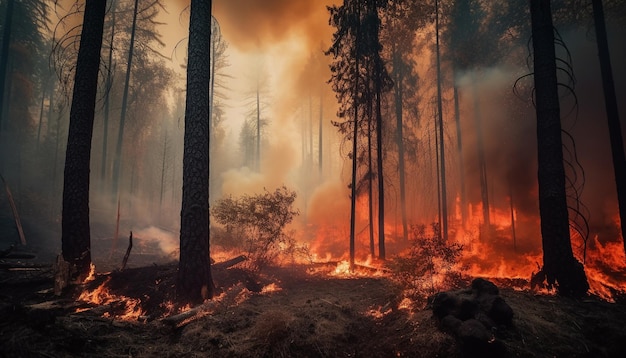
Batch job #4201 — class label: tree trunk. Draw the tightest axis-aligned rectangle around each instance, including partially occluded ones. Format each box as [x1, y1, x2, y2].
[472, 77, 490, 237]
[256, 81, 261, 172]
[112, 0, 139, 201]
[101, 0, 117, 192]
[435, 0, 448, 241]
[0, 0, 14, 131]
[530, 0, 588, 297]
[372, 69, 385, 261]
[368, 97, 375, 258]
[178, 0, 213, 303]
[319, 94, 323, 176]
[591, 0, 626, 253]
[349, 3, 361, 271]
[453, 81, 467, 228]
[61, 0, 107, 281]
[393, 48, 408, 243]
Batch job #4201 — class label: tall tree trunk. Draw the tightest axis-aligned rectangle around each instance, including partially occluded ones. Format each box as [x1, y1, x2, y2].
[591, 0, 626, 252]
[36, 77, 48, 149]
[530, 0, 588, 297]
[159, 130, 168, 216]
[472, 77, 490, 237]
[368, 97, 375, 258]
[375, 60, 385, 260]
[61, 0, 107, 281]
[453, 80, 467, 228]
[319, 94, 323, 176]
[256, 80, 261, 171]
[0, 0, 14, 131]
[112, 0, 139, 201]
[435, 0, 448, 241]
[101, 0, 117, 192]
[393, 48, 408, 243]
[178, 0, 213, 303]
[349, 2, 361, 271]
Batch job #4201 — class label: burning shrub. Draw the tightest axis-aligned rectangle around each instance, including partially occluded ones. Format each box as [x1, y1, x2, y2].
[212, 186, 300, 271]
[390, 223, 465, 304]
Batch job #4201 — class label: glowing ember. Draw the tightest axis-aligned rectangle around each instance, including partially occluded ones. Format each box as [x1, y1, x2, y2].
[261, 283, 282, 293]
[365, 306, 391, 319]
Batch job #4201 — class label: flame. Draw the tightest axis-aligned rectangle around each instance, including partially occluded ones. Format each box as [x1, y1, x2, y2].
[261, 282, 282, 293]
[83, 263, 96, 283]
[77, 277, 145, 320]
[584, 236, 626, 302]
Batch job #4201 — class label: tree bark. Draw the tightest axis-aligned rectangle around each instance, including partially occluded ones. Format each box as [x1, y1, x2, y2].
[0, 0, 14, 131]
[101, 0, 117, 192]
[591, 0, 626, 253]
[61, 0, 107, 281]
[435, 0, 448, 241]
[530, 0, 588, 297]
[393, 46, 408, 243]
[348, 2, 360, 271]
[112, 0, 139, 201]
[178, 0, 213, 303]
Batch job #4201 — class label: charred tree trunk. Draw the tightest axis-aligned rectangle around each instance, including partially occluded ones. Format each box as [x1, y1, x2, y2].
[368, 95, 375, 258]
[435, 0, 448, 241]
[392, 47, 408, 243]
[61, 0, 107, 281]
[453, 79, 467, 228]
[256, 81, 261, 172]
[111, 0, 139, 201]
[0, 0, 14, 131]
[178, 0, 213, 303]
[530, 0, 588, 297]
[319, 94, 323, 176]
[349, 3, 361, 271]
[101, 0, 117, 192]
[375, 65, 385, 259]
[591, 0, 626, 253]
[472, 77, 490, 237]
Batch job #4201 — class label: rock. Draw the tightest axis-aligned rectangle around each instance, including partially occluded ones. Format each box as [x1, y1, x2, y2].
[457, 296, 478, 320]
[471, 278, 499, 296]
[458, 319, 506, 357]
[431, 292, 459, 319]
[429, 279, 512, 357]
[441, 314, 462, 334]
[488, 296, 514, 325]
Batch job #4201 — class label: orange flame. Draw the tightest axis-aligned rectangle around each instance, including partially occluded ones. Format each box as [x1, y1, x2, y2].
[77, 277, 145, 320]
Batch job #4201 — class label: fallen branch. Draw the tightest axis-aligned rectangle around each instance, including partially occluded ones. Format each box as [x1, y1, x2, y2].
[162, 283, 246, 328]
[1, 174, 26, 245]
[212, 255, 247, 270]
[120, 231, 133, 271]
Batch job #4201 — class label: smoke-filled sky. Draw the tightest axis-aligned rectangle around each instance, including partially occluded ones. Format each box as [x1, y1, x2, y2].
[155, 1, 626, 244]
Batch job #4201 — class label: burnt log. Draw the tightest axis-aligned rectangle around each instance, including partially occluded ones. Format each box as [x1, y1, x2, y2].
[212, 255, 247, 270]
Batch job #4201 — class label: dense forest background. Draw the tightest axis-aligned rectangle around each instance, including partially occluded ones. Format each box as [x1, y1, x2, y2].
[0, 0, 625, 297]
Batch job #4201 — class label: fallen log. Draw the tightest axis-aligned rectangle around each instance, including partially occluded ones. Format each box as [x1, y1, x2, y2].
[212, 255, 247, 270]
[162, 283, 246, 327]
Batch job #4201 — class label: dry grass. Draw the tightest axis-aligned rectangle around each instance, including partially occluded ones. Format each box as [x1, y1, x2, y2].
[3, 265, 626, 357]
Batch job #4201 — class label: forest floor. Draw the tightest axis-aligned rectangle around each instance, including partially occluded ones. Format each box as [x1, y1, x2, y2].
[2, 243, 626, 357]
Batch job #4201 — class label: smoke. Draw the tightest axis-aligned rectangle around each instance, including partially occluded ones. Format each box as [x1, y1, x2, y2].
[212, 0, 335, 52]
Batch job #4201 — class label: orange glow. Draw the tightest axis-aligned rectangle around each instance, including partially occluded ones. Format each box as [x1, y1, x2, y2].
[261, 282, 282, 293]
[83, 263, 96, 283]
[584, 236, 626, 302]
[77, 277, 145, 320]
